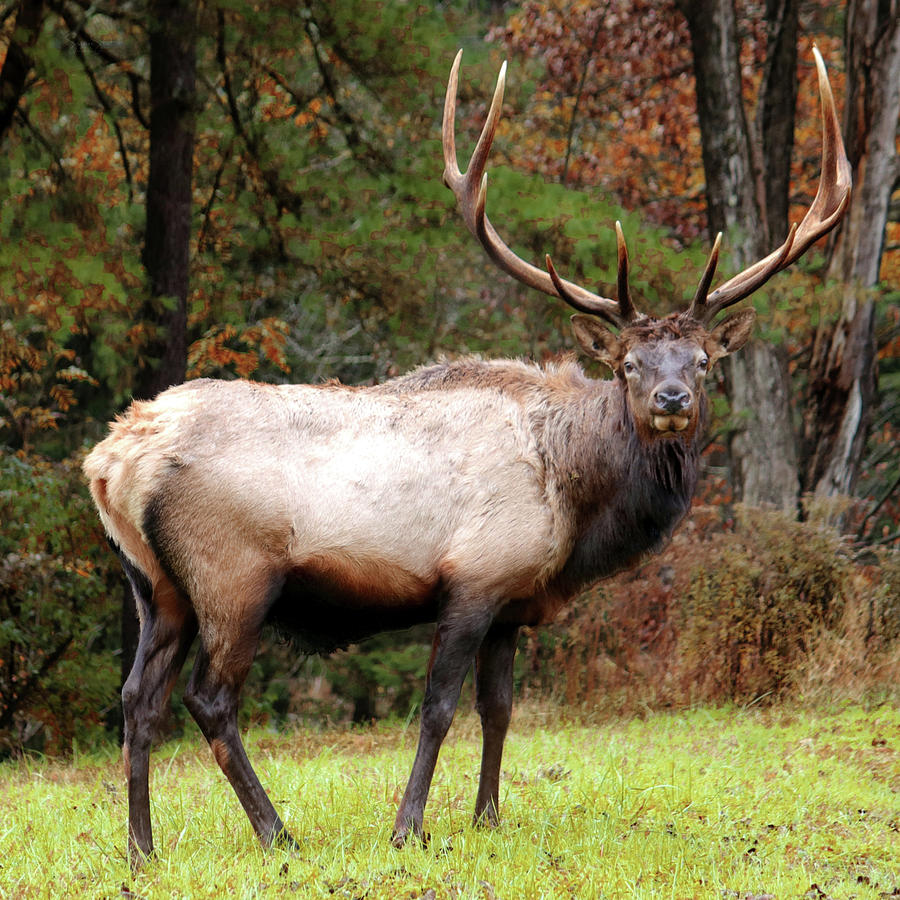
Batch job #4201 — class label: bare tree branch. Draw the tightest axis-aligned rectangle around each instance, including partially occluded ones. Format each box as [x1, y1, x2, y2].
[197, 134, 235, 254]
[51, 0, 149, 128]
[64, 26, 135, 201]
[0, 634, 74, 733]
[15, 104, 66, 179]
[216, 8, 304, 221]
[303, 15, 394, 173]
[561, 17, 603, 186]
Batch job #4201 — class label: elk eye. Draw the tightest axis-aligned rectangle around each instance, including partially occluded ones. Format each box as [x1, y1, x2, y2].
[697, 356, 709, 371]
[623, 360, 637, 376]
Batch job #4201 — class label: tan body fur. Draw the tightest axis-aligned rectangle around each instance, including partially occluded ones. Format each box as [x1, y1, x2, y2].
[85, 367, 582, 641]
[86, 354, 678, 648]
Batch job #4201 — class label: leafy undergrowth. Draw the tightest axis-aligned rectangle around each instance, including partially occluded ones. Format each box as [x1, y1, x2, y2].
[1, 704, 897, 899]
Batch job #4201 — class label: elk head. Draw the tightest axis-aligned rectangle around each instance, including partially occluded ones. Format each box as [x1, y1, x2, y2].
[568, 309, 754, 440]
[442, 48, 851, 440]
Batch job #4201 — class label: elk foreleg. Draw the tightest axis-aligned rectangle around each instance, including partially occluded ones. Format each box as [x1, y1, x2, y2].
[183, 639, 297, 850]
[473, 622, 519, 827]
[391, 603, 494, 847]
[121, 570, 197, 867]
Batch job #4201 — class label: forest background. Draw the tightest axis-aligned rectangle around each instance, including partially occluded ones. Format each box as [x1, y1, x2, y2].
[0, 0, 898, 758]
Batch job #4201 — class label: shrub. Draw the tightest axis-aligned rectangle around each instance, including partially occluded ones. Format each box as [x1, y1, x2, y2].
[243, 628, 432, 727]
[675, 506, 850, 702]
[516, 505, 900, 711]
[0, 451, 122, 757]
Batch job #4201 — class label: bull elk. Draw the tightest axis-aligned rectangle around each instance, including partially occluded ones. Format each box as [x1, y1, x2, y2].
[84, 47, 850, 863]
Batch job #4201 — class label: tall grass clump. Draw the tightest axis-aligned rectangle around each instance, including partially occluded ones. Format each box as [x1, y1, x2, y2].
[676, 506, 850, 701]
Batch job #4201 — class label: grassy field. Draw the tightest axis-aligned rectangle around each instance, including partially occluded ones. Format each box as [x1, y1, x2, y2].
[0, 703, 897, 899]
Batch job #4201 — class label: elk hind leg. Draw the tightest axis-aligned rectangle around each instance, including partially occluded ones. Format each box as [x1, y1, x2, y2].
[183, 594, 296, 850]
[120, 556, 197, 866]
[473, 623, 518, 827]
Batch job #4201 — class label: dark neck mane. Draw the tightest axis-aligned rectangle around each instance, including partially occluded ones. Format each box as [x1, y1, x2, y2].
[548, 381, 706, 592]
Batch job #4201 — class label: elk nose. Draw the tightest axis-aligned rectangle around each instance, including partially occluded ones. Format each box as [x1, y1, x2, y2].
[654, 386, 691, 414]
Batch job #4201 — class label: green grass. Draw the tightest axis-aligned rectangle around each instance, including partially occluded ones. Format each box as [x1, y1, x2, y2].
[1, 704, 897, 899]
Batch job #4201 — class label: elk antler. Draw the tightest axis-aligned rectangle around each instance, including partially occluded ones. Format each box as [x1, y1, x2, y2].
[443, 50, 640, 329]
[688, 46, 852, 324]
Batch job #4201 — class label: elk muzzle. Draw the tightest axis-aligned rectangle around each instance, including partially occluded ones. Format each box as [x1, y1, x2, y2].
[650, 383, 693, 433]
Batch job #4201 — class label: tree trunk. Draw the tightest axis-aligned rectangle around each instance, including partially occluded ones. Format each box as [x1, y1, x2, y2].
[676, 0, 763, 259]
[677, 0, 800, 509]
[801, 0, 900, 499]
[0, 0, 45, 146]
[123, 0, 197, 715]
[802, 299, 876, 497]
[828, 0, 900, 287]
[725, 341, 799, 509]
[134, 0, 198, 402]
[756, 0, 799, 246]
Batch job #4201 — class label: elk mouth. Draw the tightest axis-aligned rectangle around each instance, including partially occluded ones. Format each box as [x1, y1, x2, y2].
[651, 413, 691, 434]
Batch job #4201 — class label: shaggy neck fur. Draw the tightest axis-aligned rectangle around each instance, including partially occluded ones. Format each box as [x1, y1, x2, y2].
[541, 373, 707, 593]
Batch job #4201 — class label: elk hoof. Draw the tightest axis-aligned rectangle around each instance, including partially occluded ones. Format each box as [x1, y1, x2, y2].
[127, 841, 155, 875]
[272, 828, 300, 852]
[472, 809, 500, 829]
[391, 823, 428, 849]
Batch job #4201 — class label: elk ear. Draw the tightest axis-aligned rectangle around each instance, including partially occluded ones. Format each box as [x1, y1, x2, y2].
[706, 308, 756, 363]
[571, 314, 622, 368]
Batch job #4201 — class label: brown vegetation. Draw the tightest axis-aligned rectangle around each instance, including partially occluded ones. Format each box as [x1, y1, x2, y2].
[517, 504, 900, 712]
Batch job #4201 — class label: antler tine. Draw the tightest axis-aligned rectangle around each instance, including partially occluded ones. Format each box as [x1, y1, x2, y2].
[690, 46, 852, 324]
[614, 222, 637, 323]
[443, 50, 638, 328]
[442, 50, 503, 212]
[545, 222, 639, 327]
[690, 232, 721, 310]
[543, 256, 617, 327]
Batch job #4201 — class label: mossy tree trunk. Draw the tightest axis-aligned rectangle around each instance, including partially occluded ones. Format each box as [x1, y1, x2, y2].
[801, 0, 900, 500]
[677, 0, 801, 510]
